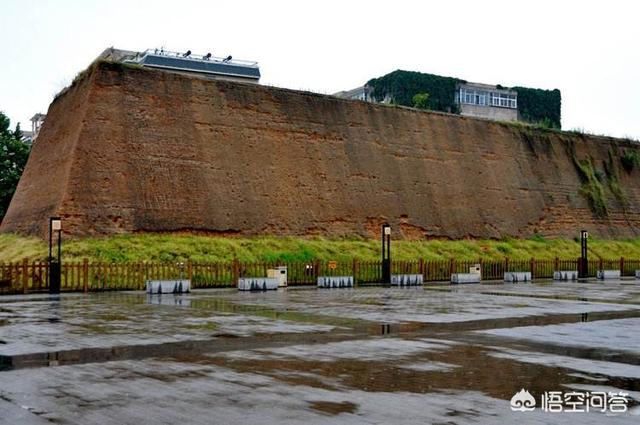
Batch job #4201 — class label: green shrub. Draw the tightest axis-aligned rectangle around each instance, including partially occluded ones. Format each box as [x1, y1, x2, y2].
[412, 92, 430, 110]
[367, 70, 463, 114]
[512, 86, 562, 129]
[572, 156, 607, 218]
[621, 150, 640, 172]
[604, 151, 627, 207]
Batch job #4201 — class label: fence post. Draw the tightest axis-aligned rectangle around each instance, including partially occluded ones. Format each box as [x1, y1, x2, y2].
[554, 257, 559, 271]
[504, 257, 509, 273]
[22, 259, 28, 294]
[187, 261, 193, 281]
[530, 257, 535, 279]
[419, 258, 425, 280]
[352, 259, 358, 285]
[83, 258, 89, 292]
[314, 259, 320, 280]
[599, 258, 603, 274]
[232, 258, 240, 285]
[620, 257, 625, 275]
[449, 258, 455, 276]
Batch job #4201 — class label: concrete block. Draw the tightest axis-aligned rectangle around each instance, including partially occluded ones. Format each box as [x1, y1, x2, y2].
[597, 269, 621, 280]
[390, 274, 423, 286]
[504, 272, 532, 283]
[636, 270, 640, 279]
[451, 273, 481, 284]
[317, 276, 354, 288]
[146, 279, 190, 294]
[553, 271, 578, 281]
[267, 266, 288, 287]
[238, 277, 279, 291]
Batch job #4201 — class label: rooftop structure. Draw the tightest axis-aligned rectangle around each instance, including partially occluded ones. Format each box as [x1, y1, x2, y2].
[333, 86, 373, 102]
[340, 70, 561, 128]
[29, 113, 46, 143]
[455, 82, 518, 121]
[117, 48, 261, 83]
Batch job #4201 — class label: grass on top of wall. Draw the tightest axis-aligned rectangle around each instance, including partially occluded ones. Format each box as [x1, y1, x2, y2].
[1, 233, 640, 264]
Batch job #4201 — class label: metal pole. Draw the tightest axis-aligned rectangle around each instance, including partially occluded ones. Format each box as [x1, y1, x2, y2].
[381, 224, 391, 284]
[386, 232, 391, 280]
[387, 233, 391, 262]
[49, 217, 61, 294]
[579, 230, 588, 279]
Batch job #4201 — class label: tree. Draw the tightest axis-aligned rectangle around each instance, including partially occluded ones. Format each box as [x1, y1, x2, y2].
[412, 92, 430, 110]
[0, 111, 31, 221]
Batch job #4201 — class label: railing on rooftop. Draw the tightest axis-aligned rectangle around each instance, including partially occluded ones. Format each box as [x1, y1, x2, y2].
[133, 48, 259, 68]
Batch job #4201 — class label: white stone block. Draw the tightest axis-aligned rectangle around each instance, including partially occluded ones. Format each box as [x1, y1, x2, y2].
[451, 273, 481, 284]
[390, 274, 423, 286]
[238, 277, 279, 291]
[553, 271, 578, 281]
[597, 269, 621, 280]
[146, 279, 191, 294]
[504, 272, 532, 283]
[317, 276, 354, 288]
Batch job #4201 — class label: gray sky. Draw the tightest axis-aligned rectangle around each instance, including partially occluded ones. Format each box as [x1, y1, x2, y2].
[1, 0, 639, 139]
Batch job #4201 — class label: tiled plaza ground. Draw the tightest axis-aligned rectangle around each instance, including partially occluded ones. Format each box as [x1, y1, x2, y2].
[1, 280, 639, 424]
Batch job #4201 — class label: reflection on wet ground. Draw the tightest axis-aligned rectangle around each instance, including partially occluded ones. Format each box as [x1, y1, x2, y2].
[0, 280, 639, 424]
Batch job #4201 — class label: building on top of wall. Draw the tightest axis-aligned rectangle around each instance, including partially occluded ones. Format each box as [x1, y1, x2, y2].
[455, 82, 518, 121]
[98, 47, 261, 83]
[335, 70, 561, 128]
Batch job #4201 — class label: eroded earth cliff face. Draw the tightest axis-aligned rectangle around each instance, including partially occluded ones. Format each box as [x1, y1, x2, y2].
[3, 62, 640, 239]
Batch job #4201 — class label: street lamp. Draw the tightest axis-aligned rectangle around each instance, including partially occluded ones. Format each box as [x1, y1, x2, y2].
[49, 217, 62, 294]
[579, 230, 588, 279]
[381, 223, 391, 284]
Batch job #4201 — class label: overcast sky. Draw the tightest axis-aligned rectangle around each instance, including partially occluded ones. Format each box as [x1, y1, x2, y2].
[1, 0, 639, 139]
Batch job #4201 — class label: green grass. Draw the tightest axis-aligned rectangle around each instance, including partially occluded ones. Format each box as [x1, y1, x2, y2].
[572, 155, 608, 217]
[2, 233, 640, 263]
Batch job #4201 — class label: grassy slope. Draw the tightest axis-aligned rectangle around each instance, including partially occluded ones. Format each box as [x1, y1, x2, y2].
[1, 233, 640, 263]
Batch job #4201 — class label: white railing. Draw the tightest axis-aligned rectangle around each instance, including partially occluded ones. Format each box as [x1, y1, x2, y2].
[139, 48, 258, 68]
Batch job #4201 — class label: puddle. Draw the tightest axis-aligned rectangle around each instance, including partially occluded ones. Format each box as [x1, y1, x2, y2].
[3, 306, 640, 372]
[2, 288, 640, 424]
[307, 400, 358, 415]
[387, 309, 640, 335]
[192, 341, 640, 407]
[474, 317, 640, 365]
[0, 329, 360, 371]
[187, 297, 367, 328]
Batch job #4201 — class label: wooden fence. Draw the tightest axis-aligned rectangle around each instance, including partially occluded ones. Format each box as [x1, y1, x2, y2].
[0, 257, 638, 294]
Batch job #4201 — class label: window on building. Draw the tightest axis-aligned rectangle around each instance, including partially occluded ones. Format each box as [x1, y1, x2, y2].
[490, 92, 517, 109]
[459, 88, 488, 106]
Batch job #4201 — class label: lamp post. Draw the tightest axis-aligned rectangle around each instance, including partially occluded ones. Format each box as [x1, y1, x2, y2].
[381, 223, 391, 284]
[49, 217, 62, 294]
[579, 230, 588, 279]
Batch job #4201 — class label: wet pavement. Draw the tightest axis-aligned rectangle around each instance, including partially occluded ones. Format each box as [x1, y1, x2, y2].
[0, 279, 639, 424]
